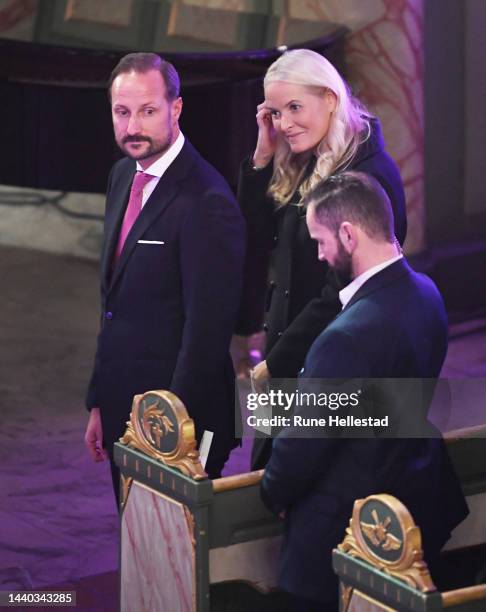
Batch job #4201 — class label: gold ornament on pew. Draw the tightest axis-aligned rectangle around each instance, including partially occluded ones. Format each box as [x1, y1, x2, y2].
[143, 401, 175, 446]
[338, 494, 436, 593]
[361, 509, 402, 551]
[120, 390, 207, 480]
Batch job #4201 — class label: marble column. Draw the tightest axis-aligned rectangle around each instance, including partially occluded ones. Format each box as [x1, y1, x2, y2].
[289, 0, 425, 253]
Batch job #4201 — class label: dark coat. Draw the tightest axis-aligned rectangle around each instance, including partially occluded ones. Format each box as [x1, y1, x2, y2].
[261, 259, 469, 604]
[236, 119, 407, 379]
[86, 140, 245, 475]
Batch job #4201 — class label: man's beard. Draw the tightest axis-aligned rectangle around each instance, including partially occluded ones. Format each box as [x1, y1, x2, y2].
[331, 238, 353, 286]
[119, 130, 172, 161]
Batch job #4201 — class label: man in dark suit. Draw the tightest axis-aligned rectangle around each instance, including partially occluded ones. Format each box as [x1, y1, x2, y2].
[261, 172, 468, 612]
[84, 53, 245, 495]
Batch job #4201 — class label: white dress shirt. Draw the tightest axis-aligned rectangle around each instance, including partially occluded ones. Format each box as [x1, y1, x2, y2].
[136, 131, 185, 207]
[339, 254, 403, 309]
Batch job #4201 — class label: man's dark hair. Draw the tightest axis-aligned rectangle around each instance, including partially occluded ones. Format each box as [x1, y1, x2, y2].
[304, 171, 395, 242]
[108, 52, 180, 101]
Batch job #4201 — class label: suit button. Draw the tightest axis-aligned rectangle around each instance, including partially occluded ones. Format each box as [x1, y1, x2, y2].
[263, 323, 268, 332]
[105, 311, 113, 320]
[277, 331, 283, 337]
[273, 235, 278, 243]
[284, 290, 289, 297]
[270, 280, 277, 288]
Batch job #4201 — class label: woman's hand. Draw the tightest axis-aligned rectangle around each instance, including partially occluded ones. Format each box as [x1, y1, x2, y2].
[253, 102, 277, 169]
[231, 335, 253, 379]
[231, 334, 265, 379]
[250, 359, 271, 393]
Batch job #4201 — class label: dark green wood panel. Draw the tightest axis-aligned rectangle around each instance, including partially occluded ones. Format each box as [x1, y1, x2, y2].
[34, 0, 158, 50]
[210, 485, 282, 549]
[114, 443, 214, 505]
[333, 551, 443, 612]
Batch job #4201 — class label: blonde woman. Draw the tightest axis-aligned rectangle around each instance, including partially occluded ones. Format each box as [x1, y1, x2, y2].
[235, 49, 407, 470]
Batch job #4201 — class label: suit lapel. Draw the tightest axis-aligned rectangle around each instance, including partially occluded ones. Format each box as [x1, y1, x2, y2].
[101, 166, 135, 294]
[108, 140, 196, 292]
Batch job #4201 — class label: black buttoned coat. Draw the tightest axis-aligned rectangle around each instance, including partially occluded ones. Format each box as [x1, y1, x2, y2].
[237, 119, 407, 379]
[237, 119, 407, 469]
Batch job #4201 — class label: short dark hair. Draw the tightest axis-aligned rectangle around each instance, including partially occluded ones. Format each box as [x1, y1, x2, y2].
[107, 52, 180, 101]
[304, 171, 395, 242]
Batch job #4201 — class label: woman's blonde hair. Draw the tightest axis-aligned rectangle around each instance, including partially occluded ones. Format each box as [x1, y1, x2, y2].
[264, 49, 371, 206]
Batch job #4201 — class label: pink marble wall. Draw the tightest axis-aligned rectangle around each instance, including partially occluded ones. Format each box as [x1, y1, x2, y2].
[347, 592, 383, 611]
[288, 0, 425, 253]
[121, 482, 196, 612]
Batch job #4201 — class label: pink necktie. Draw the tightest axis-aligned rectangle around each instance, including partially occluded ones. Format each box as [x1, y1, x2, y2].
[114, 171, 154, 261]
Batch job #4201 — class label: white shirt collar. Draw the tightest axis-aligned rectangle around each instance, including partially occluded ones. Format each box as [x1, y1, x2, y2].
[136, 130, 185, 177]
[339, 254, 403, 309]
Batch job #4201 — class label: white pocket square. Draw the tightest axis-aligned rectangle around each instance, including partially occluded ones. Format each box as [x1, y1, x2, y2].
[137, 240, 165, 245]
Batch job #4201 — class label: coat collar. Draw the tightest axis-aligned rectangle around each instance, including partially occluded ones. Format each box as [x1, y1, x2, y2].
[349, 117, 385, 167]
[103, 140, 197, 293]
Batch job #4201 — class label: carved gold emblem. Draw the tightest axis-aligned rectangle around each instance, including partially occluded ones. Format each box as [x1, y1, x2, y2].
[338, 494, 436, 593]
[143, 402, 175, 448]
[120, 390, 207, 480]
[361, 509, 402, 551]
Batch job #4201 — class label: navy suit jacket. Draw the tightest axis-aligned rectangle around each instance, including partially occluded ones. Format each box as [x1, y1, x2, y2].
[86, 140, 245, 467]
[261, 259, 468, 603]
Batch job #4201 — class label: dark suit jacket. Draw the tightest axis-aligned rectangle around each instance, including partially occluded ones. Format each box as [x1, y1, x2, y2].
[86, 140, 245, 470]
[261, 259, 469, 603]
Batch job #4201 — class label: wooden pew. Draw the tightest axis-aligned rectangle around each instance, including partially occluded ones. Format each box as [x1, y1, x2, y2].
[114, 390, 486, 611]
[333, 492, 486, 611]
[114, 390, 284, 612]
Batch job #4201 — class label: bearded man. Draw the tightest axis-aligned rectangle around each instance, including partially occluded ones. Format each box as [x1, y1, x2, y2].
[84, 53, 245, 498]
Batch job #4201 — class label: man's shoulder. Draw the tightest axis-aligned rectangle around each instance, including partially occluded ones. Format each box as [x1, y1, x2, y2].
[343, 264, 446, 334]
[183, 141, 232, 193]
[107, 156, 134, 186]
[384, 263, 444, 311]
[110, 156, 134, 174]
[407, 266, 441, 295]
[175, 142, 239, 215]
